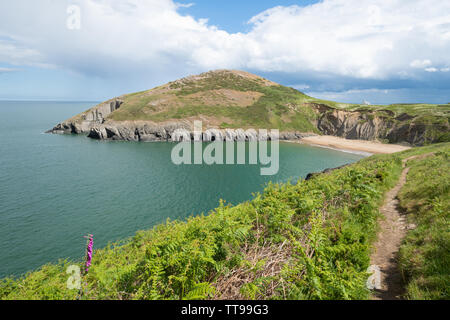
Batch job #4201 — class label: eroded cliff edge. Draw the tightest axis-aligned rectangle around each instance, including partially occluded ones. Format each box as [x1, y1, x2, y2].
[311, 104, 449, 145]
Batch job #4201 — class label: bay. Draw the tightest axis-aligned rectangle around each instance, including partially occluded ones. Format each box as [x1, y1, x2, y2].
[0, 101, 364, 278]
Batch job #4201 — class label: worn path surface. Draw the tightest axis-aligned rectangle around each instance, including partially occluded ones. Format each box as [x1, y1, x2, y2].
[370, 155, 429, 300]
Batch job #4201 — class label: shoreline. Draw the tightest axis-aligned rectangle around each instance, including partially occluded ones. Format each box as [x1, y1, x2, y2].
[288, 135, 411, 155]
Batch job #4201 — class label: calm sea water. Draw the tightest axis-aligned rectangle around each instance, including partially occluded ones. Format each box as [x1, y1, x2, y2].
[0, 101, 364, 278]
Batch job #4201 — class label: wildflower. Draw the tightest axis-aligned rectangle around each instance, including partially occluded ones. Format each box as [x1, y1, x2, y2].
[84, 234, 94, 273]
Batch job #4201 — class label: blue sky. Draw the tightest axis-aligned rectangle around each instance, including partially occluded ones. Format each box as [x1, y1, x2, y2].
[0, 0, 449, 104]
[176, 0, 319, 33]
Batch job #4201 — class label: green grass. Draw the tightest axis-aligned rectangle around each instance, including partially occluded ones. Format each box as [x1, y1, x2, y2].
[397, 145, 450, 299]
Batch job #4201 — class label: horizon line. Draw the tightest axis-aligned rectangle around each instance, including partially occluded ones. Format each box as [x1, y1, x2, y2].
[0, 99, 101, 102]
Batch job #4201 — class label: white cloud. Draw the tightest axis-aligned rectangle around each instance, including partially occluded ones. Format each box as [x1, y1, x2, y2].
[243, 1, 450, 79]
[0, 40, 43, 66]
[410, 59, 432, 68]
[410, 59, 450, 73]
[0, 67, 17, 73]
[175, 2, 195, 9]
[0, 0, 449, 85]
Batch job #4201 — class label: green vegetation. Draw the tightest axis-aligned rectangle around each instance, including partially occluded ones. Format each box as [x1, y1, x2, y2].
[5, 144, 449, 300]
[397, 144, 450, 299]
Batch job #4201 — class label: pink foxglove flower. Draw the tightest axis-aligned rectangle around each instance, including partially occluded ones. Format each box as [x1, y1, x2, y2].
[84, 235, 94, 273]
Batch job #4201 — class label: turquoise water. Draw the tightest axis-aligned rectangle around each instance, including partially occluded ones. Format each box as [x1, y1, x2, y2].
[0, 101, 364, 278]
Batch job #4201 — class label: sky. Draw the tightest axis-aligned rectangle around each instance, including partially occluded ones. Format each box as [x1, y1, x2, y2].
[0, 0, 449, 104]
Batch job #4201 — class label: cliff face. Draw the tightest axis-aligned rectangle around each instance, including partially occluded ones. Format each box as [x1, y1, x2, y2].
[312, 104, 449, 145]
[86, 121, 310, 142]
[50, 115, 310, 142]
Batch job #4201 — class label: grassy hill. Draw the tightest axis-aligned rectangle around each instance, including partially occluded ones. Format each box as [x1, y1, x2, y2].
[101, 70, 321, 132]
[56, 69, 450, 145]
[2, 143, 448, 300]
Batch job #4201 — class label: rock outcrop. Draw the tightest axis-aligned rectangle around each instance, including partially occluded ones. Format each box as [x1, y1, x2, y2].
[85, 121, 312, 142]
[47, 99, 123, 134]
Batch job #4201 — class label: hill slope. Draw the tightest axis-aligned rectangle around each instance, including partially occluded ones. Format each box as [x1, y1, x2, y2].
[49, 70, 450, 145]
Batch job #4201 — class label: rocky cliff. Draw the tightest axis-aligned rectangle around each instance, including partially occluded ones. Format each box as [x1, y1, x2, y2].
[311, 103, 449, 145]
[86, 121, 310, 142]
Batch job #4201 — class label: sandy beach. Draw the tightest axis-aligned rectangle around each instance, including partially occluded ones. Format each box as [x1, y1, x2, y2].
[292, 135, 411, 155]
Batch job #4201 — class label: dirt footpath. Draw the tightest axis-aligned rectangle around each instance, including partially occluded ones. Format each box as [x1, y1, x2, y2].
[370, 154, 433, 300]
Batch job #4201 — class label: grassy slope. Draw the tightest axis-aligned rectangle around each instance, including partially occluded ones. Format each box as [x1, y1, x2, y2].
[2, 143, 448, 300]
[108, 70, 320, 133]
[397, 145, 450, 299]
